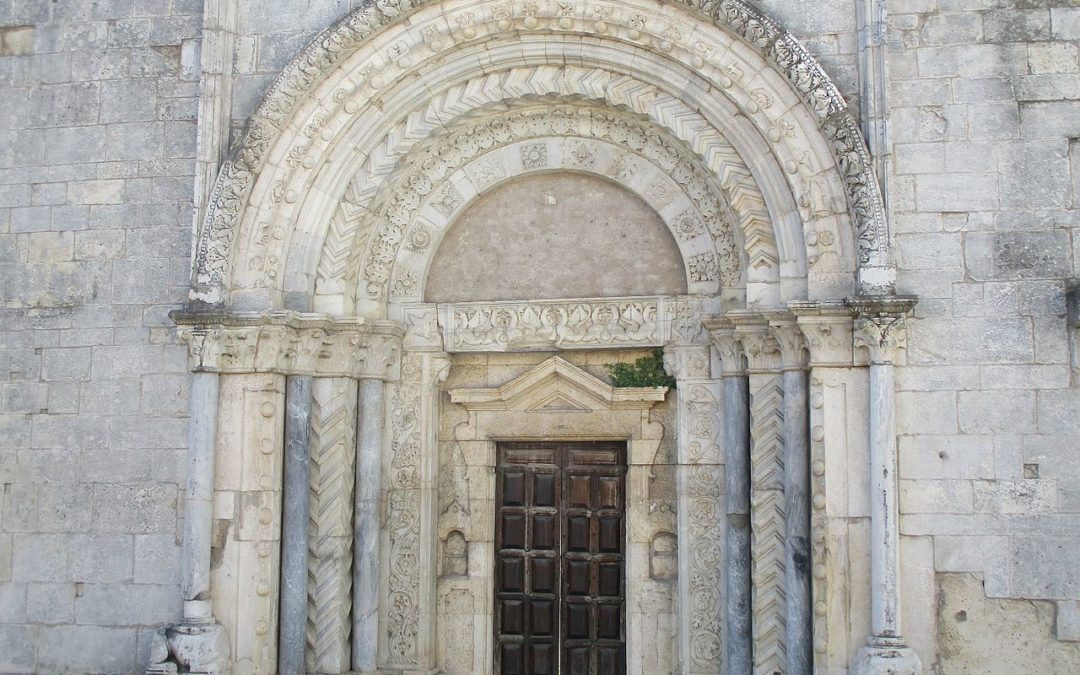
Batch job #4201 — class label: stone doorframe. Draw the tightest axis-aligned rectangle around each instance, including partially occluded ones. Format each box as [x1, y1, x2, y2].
[153, 293, 921, 675]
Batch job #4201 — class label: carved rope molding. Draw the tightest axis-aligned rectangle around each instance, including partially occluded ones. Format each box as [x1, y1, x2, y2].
[171, 310, 404, 379]
[194, 0, 888, 303]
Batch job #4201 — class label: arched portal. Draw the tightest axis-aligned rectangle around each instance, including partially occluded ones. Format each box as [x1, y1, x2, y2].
[160, 2, 922, 675]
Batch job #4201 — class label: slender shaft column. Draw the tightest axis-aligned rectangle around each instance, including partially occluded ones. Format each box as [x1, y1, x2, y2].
[183, 371, 220, 617]
[279, 376, 313, 675]
[869, 359, 898, 637]
[353, 378, 385, 672]
[773, 323, 812, 674]
[853, 302, 922, 675]
[707, 322, 752, 675]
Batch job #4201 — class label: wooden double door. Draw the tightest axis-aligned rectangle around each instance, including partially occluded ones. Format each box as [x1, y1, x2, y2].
[495, 441, 627, 675]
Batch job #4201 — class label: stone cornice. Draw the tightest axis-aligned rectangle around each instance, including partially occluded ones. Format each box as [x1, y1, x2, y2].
[170, 309, 404, 379]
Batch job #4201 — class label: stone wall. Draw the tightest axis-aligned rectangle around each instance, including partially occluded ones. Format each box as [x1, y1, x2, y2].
[0, 1, 203, 671]
[885, 0, 1080, 667]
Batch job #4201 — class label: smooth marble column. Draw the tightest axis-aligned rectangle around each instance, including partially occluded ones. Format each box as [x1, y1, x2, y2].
[183, 371, 219, 617]
[279, 376, 312, 675]
[854, 308, 922, 675]
[723, 373, 752, 675]
[783, 367, 812, 674]
[869, 362, 900, 638]
[353, 378, 384, 671]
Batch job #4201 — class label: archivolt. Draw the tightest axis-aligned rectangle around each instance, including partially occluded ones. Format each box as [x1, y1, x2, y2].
[197, 0, 884, 310]
[311, 100, 759, 314]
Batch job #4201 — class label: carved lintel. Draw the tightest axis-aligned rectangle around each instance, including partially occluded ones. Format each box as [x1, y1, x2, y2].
[703, 317, 746, 376]
[791, 301, 855, 368]
[436, 296, 676, 352]
[847, 295, 917, 365]
[171, 309, 405, 380]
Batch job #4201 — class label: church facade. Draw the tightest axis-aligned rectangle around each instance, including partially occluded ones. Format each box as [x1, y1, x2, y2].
[1, 1, 1079, 673]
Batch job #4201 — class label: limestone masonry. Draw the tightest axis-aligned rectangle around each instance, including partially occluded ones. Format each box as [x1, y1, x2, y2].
[0, 0, 1078, 673]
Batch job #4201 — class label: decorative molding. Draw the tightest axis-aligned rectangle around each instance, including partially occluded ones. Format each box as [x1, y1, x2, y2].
[683, 464, 724, 671]
[191, 0, 887, 304]
[449, 356, 667, 412]
[437, 297, 675, 353]
[306, 378, 357, 673]
[384, 353, 424, 666]
[171, 310, 404, 379]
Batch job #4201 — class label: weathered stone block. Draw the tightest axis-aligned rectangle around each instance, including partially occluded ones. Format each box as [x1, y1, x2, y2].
[921, 13, 982, 46]
[915, 173, 998, 211]
[26, 582, 75, 624]
[11, 533, 68, 582]
[909, 317, 1033, 365]
[91, 483, 176, 533]
[37, 625, 137, 673]
[36, 483, 93, 532]
[965, 231, 1072, 280]
[958, 390, 1036, 434]
[1009, 537, 1080, 599]
[984, 9, 1051, 42]
[0, 623, 37, 672]
[898, 434, 995, 480]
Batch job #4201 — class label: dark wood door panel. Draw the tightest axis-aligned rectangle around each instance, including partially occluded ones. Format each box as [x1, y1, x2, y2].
[495, 441, 626, 675]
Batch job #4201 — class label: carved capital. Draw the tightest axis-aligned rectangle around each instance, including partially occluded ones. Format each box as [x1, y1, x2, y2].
[791, 301, 856, 367]
[769, 320, 807, 371]
[663, 345, 712, 381]
[703, 318, 746, 376]
[733, 322, 781, 373]
[171, 310, 405, 380]
[847, 295, 917, 365]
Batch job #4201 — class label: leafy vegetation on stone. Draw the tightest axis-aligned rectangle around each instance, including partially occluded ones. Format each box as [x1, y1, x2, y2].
[604, 349, 676, 389]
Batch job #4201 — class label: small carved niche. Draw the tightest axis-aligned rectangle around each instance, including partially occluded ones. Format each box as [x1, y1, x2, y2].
[441, 530, 468, 577]
[650, 531, 677, 580]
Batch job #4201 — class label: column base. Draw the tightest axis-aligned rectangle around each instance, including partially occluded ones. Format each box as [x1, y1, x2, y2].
[853, 637, 922, 675]
[146, 618, 231, 675]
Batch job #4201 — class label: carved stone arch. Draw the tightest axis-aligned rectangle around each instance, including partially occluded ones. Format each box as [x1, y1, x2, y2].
[194, 0, 888, 310]
[309, 99, 776, 313]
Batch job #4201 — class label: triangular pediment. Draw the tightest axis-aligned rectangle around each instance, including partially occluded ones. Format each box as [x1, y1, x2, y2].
[448, 356, 667, 412]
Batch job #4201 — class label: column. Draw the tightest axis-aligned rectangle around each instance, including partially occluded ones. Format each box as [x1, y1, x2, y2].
[279, 376, 313, 675]
[307, 377, 359, 673]
[772, 321, 811, 674]
[353, 378, 384, 672]
[708, 321, 752, 675]
[853, 302, 922, 675]
[735, 317, 787, 675]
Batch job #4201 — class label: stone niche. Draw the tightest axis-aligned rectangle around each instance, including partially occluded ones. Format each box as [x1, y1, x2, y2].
[434, 350, 682, 675]
[424, 173, 688, 303]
